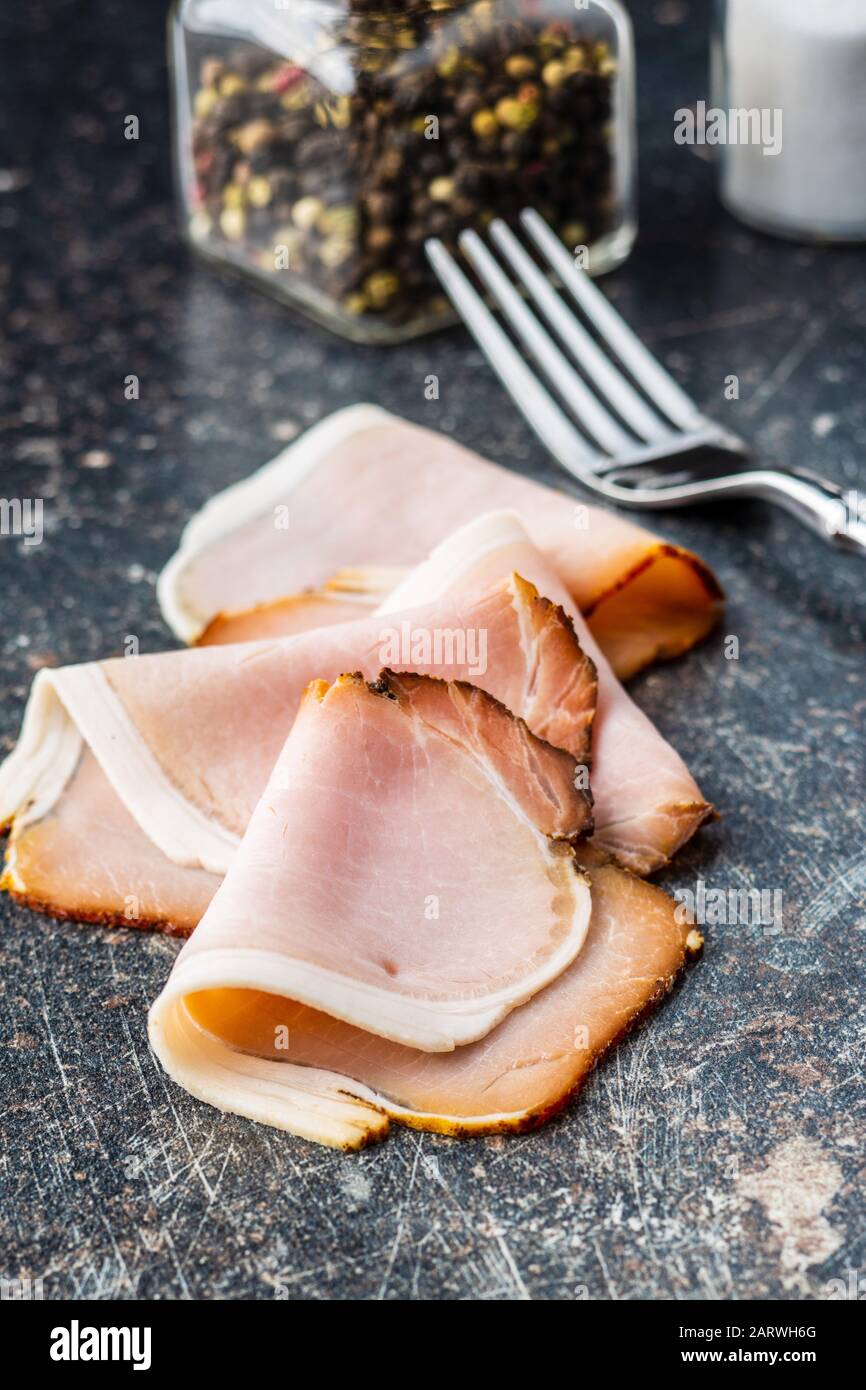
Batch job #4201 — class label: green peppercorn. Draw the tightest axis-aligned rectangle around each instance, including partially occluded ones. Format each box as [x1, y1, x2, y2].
[428, 176, 456, 202]
[273, 227, 302, 260]
[471, 108, 499, 138]
[495, 97, 522, 127]
[495, 97, 537, 131]
[291, 196, 325, 230]
[563, 46, 588, 74]
[232, 120, 274, 155]
[436, 46, 461, 78]
[363, 270, 399, 307]
[194, 87, 218, 119]
[342, 292, 368, 316]
[319, 204, 358, 237]
[540, 25, 568, 50]
[247, 176, 272, 208]
[542, 60, 567, 88]
[504, 54, 536, 80]
[319, 237, 353, 268]
[329, 96, 353, 130]
[219, 206, 246, 241]
[561, 221, 588, 247]
[219, 74, 247, 98]
[280, 85, 309, 111]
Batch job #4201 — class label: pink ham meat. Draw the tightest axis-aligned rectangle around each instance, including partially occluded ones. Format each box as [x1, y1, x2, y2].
[0, 544, 598, 931]
[128, 516, 712, 875]
[0, 514, 710, 933]
[150, 848, 702, 1149]
[159, 406, 723, 681]
[376, 514, 713, 874]
[161, 670, 594, 1052]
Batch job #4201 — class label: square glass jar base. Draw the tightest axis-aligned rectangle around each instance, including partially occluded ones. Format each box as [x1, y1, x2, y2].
[186, 216, 638, 346]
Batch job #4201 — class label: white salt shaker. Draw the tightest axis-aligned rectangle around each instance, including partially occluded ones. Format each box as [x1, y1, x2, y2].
[713, 0, 866, 242]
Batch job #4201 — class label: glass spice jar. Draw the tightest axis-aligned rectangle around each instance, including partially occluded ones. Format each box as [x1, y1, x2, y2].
[169, 0, 636, 343]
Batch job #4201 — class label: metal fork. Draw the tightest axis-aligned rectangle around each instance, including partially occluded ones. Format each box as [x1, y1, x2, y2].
[426, 209, 866, 556]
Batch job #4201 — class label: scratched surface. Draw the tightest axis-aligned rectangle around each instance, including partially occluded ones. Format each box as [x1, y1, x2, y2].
[1, 1, 864, 1301]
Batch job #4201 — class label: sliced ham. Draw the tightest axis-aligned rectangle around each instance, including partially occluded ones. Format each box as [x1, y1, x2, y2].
[0, 514, 710, 931]
[376, 514, 712, 874]
[159, 405, 722, 680]
[2, 749, 217, 934]
[0, 526, 597, 928]
[163, 670, 593, 1052]
[149, 850, 702, 1148]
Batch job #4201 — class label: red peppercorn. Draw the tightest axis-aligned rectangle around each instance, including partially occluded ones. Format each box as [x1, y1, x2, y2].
[273, 64, 305, 94]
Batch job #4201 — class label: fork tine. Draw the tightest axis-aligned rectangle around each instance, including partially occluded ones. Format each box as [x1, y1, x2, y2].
[424, 237, 601, 477]
[488, 218, 674, 446]
[457, 229, 634, 456]
[521, 208, 705, 432]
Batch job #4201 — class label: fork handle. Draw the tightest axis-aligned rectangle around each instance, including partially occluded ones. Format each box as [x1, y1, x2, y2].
[597, 467, 866, 556]
[747, 468, 866, 554]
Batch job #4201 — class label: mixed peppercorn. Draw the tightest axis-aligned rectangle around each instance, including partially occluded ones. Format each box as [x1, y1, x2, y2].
[182, 0, 620, 339]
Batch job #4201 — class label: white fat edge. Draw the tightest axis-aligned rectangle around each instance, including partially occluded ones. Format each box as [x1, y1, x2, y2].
[149, 989, 545, 1148]
[1, 664, 239, 875]
[0, 671, 83, 832]
[56, 666, 240, 874]
[148, 994, 389, 1150]
[146, 837, 590, 1054]
[324, 564, 409, 600]
[157, 404, 396, 642]
[375, 509, 532, 616]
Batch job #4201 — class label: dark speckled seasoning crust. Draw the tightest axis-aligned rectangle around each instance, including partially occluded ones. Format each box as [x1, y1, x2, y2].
[0, 1, 864, 1301]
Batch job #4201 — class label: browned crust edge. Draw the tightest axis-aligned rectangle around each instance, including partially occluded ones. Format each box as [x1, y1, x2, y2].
[523, 583, 599, 773]
[370, 666, 595, 842]
[195, 544, 723, 670]
[1, 877, 194, 939]
[339, 928, 704, 1142]
[622, 799, 719, 879]
[582, 542, 724, 623]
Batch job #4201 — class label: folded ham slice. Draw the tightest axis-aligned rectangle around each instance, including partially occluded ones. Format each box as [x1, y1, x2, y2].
[3, 749, 218, 933]
[161, 670, 593, 1051]
[158, 405, 722, 680]
[0, 514, 710, 932]
[149, 849, 702, 1148]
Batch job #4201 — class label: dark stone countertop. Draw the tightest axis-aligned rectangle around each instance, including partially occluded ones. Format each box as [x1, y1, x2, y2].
[0, 1, 863, 1301]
